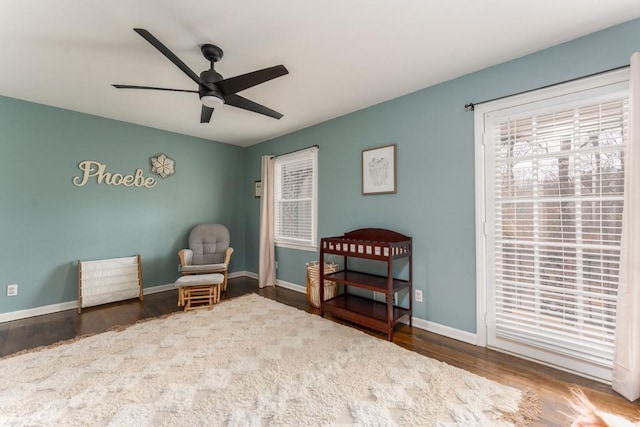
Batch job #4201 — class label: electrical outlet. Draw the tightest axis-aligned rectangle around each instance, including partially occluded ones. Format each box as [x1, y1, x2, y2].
[414, 289, 423, 302]
[7, 284, 18, 297]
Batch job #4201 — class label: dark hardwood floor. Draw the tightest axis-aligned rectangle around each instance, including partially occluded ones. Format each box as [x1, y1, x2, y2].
[1, 276, 638, 425]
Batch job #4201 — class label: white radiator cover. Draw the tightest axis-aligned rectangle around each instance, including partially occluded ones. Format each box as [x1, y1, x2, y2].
[78, 255, 143, 312]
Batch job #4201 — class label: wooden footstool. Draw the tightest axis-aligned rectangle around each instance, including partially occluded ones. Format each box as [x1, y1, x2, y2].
[174, 273, 224, 311]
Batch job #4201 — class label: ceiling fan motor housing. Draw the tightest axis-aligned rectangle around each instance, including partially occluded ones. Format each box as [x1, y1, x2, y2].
[199, 69, 225, 104]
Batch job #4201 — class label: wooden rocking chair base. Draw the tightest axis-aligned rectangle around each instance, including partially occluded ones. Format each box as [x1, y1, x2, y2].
[174, 273, 224, 312]
[182, 284, 220, 311]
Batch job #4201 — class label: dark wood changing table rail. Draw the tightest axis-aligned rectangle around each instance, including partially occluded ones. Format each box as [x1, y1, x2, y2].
[319, 228, 412, 341]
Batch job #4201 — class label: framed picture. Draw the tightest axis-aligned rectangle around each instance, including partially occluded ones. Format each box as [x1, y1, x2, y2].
[362, 144, 397, 195]
[253, 180, 262, 198]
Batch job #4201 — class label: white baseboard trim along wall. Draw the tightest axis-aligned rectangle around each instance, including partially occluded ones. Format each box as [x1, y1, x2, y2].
[0, 300, 79, 324]
[0, 272, 252, 323]
[0, 271, 478, 346]
[273, 276, 477, 345]
[410, 317, 477, 345]
[275, 278, 305, 293]
[0, 282, 176, 323]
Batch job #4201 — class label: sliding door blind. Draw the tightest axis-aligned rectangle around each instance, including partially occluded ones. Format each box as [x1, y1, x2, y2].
[493, 98, 627, 366]
[274, 153, 315, 246]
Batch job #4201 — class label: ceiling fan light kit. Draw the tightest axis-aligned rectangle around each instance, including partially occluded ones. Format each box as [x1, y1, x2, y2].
[112, 29, 288, 124]
[200, 95, 224, 108]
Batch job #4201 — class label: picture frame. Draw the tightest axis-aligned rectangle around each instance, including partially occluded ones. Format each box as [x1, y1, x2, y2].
[253, 180, 262, 198]
[362, 144, 397, 195]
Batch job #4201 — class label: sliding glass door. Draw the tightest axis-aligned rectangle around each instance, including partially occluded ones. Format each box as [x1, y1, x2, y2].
[476, 71, 628, 381]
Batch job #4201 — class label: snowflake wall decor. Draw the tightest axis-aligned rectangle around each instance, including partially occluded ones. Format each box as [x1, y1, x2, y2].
[149, 153, 176, 178]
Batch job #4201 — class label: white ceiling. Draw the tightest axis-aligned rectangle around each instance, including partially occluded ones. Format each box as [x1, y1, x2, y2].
[1, 1, 639, 147]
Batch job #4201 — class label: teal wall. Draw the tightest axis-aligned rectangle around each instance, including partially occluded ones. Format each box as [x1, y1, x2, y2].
[0, 97, 246, 313]
[2, 17, 639, 327]
[245, 18, 640, 334]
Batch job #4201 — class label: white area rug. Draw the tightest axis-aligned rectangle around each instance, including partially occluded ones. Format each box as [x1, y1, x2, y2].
[0, 294, 538, 426]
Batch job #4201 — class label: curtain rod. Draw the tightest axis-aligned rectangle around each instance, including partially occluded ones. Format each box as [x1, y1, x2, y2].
[464, 63, 630, 111]
[270, 144, 319, 159]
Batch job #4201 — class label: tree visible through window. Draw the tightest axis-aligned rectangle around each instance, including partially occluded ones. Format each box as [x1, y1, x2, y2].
[478, 71, 629, 381]
[496, 101, 626, 364]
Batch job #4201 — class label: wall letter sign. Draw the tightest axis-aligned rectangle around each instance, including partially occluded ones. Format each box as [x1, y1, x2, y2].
[72, 160, 157, 188]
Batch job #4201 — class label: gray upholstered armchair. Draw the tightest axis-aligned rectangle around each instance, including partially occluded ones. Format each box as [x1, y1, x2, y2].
[178, 224, 234, 291]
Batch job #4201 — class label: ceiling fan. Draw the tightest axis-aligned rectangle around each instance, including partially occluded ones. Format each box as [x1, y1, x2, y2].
[112, 28, 289, 123]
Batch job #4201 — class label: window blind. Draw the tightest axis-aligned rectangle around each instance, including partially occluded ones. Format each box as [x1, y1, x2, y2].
[492, 97, 627, 367]
[274, 149, 317, 248]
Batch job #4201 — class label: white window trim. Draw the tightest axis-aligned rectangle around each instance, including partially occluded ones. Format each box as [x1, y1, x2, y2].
[474, 69, 629, 382]
[276, 241, 318, 252]
[474, 68, 629, 350]
[274, 147, 318, 252]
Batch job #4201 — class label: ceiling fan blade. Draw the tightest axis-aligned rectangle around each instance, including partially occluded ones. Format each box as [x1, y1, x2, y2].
[224, 94, 283, 119]
[216, 65, 288, 96]
[201, 105, 214, 123]
[112, 84, 197, 93]
[133, 28, 213, 90]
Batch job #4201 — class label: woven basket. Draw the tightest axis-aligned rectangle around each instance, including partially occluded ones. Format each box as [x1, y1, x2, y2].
[305, 261, 339, 308]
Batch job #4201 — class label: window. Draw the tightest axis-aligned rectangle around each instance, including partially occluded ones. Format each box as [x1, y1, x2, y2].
[274, 147, 318, 251]
[475, 70, 629, 381]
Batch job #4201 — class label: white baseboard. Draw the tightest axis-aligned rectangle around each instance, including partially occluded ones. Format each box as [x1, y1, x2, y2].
[2, 273, 478, 348]
[0, 301, 79, 323]
[239, 271, 304, 292]
[231, 271, 255, 279]
[143, 283, 175, 295]
[275, 278, 305, 293]
[0, 283, 177, 323]
[266, 274, 478, 346]
[0, 273, 261, 323]
[411, 317, 477, 345]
